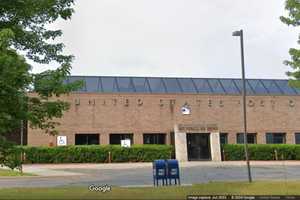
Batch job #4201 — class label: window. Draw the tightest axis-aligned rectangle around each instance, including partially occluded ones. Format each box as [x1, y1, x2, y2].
[248, 80, 268, 94]
[132, 78, 151, 93]
[220, 133, 228, 145]
[275, 80, 297, 95]
[295, 133, 300, 144]
[75, 134, 99, 145]
[266, 133, 286, 144]
[85, 77, 100, 92]
[219, 79, 240, 94]
[163, 78, 182, 93]
[143, 133, 166, 144]
[236, 133, 257, 144]
[233, 79, 255, 95]
[178, 78, 197, 93]
[109, 134, 133, 145]
[116, 77, 135, 92]
[147, 78, 166, 93]
[207, 79, 225, 94]
[261, 80, 282, 95]
[192, 79, 212, 93]
[100, 77, 118, 92]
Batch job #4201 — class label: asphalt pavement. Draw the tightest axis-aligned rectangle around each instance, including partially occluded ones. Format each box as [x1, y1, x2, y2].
[0, 161, 300, 188]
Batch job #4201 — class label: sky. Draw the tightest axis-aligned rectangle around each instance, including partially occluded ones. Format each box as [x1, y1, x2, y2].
[31, 0, 299, 79]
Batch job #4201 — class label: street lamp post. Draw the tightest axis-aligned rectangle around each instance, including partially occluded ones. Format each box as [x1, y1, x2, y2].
[20, 119, 24, 174]
[232, 29, 252, 183]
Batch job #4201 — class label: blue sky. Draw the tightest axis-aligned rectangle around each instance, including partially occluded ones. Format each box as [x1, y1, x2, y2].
[31, 0, 299, 79]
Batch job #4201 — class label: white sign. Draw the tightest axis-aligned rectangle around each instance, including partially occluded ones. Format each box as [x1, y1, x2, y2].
[57, 136, 67, 146]
[181, 104, 191, 115]
[121, 139, 131, 148]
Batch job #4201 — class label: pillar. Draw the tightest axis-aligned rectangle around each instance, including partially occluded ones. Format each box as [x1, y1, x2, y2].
[174, 124, 188, 162]
[210, 132, 222, 161]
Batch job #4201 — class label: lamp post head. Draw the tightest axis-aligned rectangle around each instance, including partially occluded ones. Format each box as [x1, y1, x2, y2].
[232, 30, 242, 36]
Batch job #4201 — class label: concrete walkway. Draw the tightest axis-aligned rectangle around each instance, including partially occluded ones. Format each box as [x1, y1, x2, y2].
[1, 161, 300, 188]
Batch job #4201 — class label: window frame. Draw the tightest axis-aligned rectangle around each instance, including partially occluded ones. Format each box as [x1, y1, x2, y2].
[143, 133, 166, 145]
[236, 133, 257, 144]
[220, 133, 228, 145]
[266, 132, 286, 144]
[75, 133, 100, 145]
[295, 133, 300, 144]
[109, 133, 134, 145]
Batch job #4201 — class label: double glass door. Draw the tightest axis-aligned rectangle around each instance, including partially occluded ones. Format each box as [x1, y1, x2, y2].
[186, 133, 211, 161]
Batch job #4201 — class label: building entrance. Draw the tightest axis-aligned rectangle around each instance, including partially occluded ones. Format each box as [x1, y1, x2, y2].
[186, 133, 211, 161]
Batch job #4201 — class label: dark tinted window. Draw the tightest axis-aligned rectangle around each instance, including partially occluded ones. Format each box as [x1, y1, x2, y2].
[266, 133, 286, 144]
[220, 133, 228, 145]
[109, 134, 133, 145]
[143, 133, 166, 144]
[75, 134, 99, 145]
[237, 133, 257, 144]
[295, 133, 300, 144]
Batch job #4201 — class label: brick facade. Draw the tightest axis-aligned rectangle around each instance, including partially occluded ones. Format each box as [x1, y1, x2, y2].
[27, 93, 300, 146]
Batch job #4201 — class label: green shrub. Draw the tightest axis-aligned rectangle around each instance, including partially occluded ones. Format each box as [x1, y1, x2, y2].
[223, 144, 300, 160]
[21, 145, 173, 164]
[0, 136, 22, 170]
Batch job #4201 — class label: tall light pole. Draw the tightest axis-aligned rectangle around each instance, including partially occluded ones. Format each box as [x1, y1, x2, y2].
[20, 119, 24, 174]
[232, 29, 252, 183]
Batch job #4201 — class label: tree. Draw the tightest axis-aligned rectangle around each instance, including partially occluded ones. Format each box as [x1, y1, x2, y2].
[0, 0, 82, 139]
[281, 0, 300, 87]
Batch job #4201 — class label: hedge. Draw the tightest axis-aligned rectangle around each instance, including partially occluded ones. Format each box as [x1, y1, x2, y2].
[223, 144, 300, 160]
[20, 145, 173, 164]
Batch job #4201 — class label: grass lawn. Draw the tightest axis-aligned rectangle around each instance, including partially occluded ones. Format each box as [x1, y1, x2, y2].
[0, 169, 35, 176]
[0, 181, 299, 200]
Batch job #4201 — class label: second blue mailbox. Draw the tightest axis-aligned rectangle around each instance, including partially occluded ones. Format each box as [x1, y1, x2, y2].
[166, 159, 180, 185]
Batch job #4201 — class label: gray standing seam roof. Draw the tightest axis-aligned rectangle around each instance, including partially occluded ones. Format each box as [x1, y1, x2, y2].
[67, 76, 300, 95]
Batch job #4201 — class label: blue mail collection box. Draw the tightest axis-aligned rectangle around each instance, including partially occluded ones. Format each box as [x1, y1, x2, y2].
[153, 159, 167, 186]
[166, 159, 180, 185]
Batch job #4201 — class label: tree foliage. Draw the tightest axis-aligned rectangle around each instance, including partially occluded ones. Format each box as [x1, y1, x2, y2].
[281, 0, 300, 87]
[0, 0, 82, 136]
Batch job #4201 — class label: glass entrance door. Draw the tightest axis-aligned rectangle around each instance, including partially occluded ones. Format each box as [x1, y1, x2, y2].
[186, 133, 211, 161]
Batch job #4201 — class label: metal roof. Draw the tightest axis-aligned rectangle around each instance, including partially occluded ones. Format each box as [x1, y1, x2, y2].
[67, 76, 300, 95]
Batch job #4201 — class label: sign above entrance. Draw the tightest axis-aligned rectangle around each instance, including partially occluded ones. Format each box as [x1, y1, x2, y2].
[178, 124, 218, 132]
